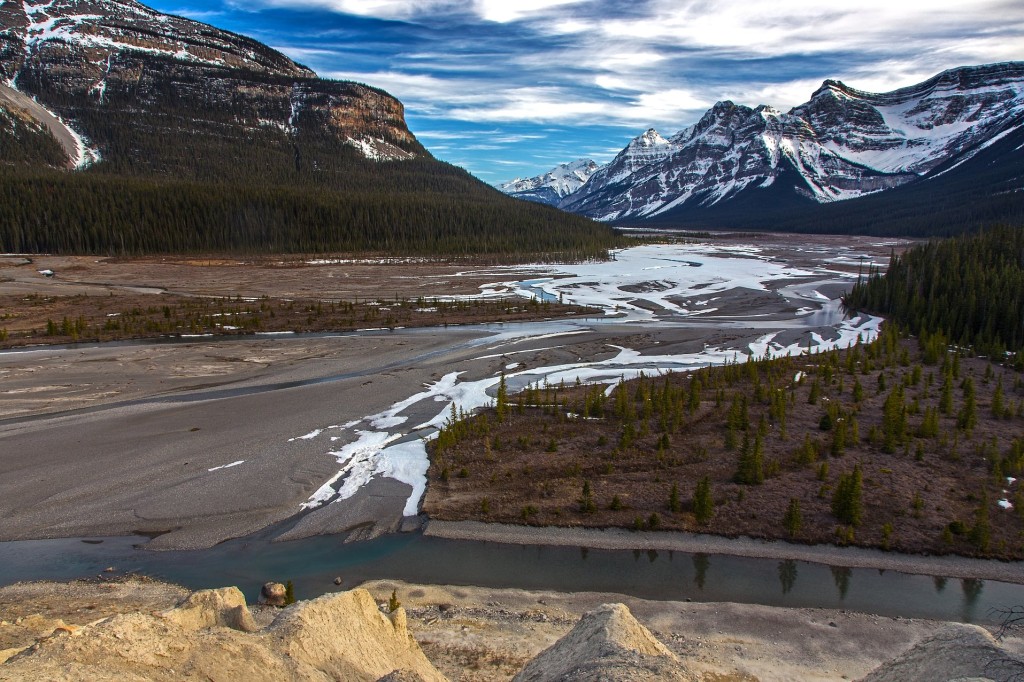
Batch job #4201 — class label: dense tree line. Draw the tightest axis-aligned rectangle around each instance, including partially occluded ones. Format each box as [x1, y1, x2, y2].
[0, 59, 619, 258]
[0, 164, 619, 259]
[843, 225, 1024, 356]
[428, 325, 1024, 557]
[0, 109, 66, 169]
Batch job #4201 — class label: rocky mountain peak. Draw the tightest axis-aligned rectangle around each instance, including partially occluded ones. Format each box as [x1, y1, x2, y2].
[0, 0, 423, 166]
[811, 79, 855, 99]
[631, 127, 669, 148]
[504, 61, 1024, 223]
[498, 158, 600, 206]
[4, 0, 315, 80]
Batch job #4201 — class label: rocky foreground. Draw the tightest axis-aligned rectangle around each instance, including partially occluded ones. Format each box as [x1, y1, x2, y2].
[1, 578, 1023, 681]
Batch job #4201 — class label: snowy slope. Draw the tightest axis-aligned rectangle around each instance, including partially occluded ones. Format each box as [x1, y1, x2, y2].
[511, 62, 1024, 222]
[499, 158, 600, 206]
[1, 0, 419, 163]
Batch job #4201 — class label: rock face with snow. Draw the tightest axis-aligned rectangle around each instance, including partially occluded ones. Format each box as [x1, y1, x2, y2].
[504, 62, 1024, 224]
[499, 158, 600, 206]
[0, 0, 423, 169]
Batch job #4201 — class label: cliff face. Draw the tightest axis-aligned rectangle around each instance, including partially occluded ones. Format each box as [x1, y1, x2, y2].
[0, 0, 422, 172]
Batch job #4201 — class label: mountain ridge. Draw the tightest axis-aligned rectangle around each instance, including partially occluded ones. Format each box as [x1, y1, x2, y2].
[0, 0, 617, 258]
[500, 62, 1024, 233]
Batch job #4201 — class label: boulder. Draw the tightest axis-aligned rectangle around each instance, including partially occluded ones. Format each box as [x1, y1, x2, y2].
[269, 589, 445, 682]
[161, 587, 258, 633]
[513, 602, 694, 681]
[860, 624, 1024, 682]
[0, 587, 447, 682]
[260, 582, 287, 607]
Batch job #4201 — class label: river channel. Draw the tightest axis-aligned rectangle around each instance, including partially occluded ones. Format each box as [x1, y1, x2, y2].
[4, 240, 1020, 623]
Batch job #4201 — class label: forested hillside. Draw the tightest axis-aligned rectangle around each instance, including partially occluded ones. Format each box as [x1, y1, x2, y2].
[0, 1, 619, 259]
[843, 226, 1024, 356]
[0, 160, 617, 259]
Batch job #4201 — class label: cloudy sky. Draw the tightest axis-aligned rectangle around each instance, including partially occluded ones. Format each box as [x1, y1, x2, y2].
[149, 0, 1024, 184]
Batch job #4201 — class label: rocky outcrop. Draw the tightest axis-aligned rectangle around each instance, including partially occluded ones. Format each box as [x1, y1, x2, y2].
[860, 624, 1024, 682]
[0, 0, 423, 171]
[0, 587, 447, 682]
[512, 603, 694, 682]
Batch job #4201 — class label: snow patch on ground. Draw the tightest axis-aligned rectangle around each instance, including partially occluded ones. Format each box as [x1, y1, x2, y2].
[207, 460, 244, 472]
[288, 429, 323, 442]
[294, 243, 883, 520]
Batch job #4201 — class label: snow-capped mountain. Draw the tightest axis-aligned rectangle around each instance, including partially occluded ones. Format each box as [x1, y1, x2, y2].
[0, 0, 422, 166]
[503, 63, 1024, 223]
[499, 158, 599, 206]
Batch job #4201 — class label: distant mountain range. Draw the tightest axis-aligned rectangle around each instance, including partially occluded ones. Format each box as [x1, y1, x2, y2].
[0, 0, 613, 257]
[498, 159, 600, 206]
[500, 63, 1024, 234]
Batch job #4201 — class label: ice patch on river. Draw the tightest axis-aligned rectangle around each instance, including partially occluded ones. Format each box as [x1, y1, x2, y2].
[474, 243, 809, 320]
[292, 243, 882, 520]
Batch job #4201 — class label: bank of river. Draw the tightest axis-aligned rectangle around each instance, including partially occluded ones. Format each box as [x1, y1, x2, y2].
[2, 528, 1022, 625]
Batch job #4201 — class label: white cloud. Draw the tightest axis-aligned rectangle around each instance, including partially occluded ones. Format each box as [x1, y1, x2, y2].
[473, 0, 589, 23]
[450, 87, 606, 123]
[719, 78, 828, 111]
[624, 89, 707, 122]
[238, 0, 591, 22]
[597, 0, 1024, 60]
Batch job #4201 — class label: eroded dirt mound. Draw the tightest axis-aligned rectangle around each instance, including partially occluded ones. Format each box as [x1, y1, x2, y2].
[0, 586, 446, 682]
[860, 624, 1024, 682]
[513, 602, 695, 682]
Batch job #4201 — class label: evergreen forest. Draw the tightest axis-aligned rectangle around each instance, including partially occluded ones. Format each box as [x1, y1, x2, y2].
[843, 225, 1024, 358]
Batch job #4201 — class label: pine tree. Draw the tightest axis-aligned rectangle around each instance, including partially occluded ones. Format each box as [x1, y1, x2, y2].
[939, 372, 954, 414]
[693, 476, 713, 525]
[495, 373, 509, 423]
[969, 493, 991, 552]
[992, 376, 1004, 418]
[734, 431, 764, 485]
[579, 480, 597, 514]
[783, 498, 802, 537]
[881, 386, 907, 453]
[831, 464, 863, 526]
[668, 482, 681, 513]
[957, 377, 977, 432]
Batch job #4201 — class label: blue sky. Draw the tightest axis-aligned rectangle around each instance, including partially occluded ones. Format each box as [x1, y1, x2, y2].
[148, 0, 1024, 185]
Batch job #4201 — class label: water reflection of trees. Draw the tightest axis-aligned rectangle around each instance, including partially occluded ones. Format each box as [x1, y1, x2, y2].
[831, 566, 852, 600]
[778, 560, 797, 595]
[693, 553, 709, 591]
[933, 576, 947, 593]
[962, 578, 984, 621]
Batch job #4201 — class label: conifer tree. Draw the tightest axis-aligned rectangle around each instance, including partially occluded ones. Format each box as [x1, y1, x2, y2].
[693, 476, 713, 525]
[579, 480, 597, 514]
[668, 482, 681, 513]
[969, 492, 991, 552]
[734, 432, 764, 485]
[831, 464, 863, 526]
[495, 373, 509, 423]
[783, 498, 802, 537]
